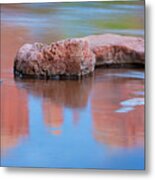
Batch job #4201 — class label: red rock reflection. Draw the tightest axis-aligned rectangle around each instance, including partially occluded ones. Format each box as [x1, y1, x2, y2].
[14, 78, 93, 132]
[43, 101, 63, 135]
[1, 83, 29, 153]
[1, 23, 29, 153]
[72, 110, 80, 126]
[91, 72, 144, 147]
[42, 102, 80, 134]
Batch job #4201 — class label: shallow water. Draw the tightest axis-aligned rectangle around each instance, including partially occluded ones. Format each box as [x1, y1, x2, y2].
[1, 1, 144, 169]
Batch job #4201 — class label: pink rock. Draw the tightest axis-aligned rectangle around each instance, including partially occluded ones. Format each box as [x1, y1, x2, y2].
[83, 34, 144, 67]
[14, 39, 96, 79]
[14, 34, 144, 79]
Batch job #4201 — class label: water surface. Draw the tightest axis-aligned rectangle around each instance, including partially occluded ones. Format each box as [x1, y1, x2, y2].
[1, 1, 144, 169]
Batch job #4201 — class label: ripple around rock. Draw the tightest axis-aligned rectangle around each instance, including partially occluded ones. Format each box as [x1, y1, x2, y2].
[14, 34, 144, 79]
[107, 71, 144, 79]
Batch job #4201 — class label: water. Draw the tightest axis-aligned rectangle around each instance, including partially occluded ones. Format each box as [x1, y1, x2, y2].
[0, 1, 144, 169]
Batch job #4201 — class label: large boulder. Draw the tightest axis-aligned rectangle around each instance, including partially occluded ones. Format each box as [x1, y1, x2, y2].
[83, 34, 144, 67]
[14, 39, 96, 79]
[14, 34, 144, 79]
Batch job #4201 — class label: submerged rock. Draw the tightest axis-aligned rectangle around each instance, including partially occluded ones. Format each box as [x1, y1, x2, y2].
[14, 39, 96, 79]
[14, 34, 144, 79]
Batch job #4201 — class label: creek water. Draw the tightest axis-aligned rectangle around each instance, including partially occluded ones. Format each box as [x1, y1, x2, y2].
[1, 1, 144, 169]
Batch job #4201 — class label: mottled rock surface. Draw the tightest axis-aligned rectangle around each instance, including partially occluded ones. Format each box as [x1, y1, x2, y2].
[83, 34, 144, 67]
[14, 34, 144, 79]
[14, 39, 96, 79]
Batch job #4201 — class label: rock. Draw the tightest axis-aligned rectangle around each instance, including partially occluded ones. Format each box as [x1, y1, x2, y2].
[14, 39, 96, 79]
[83, 34, 144, 67]
[14, 34, 144, 79]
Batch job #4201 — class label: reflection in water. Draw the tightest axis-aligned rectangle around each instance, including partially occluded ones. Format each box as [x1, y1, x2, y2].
[1, 68, 144, 168]
[43, 101, 64, 135]
[0, 22, 30, 155]
[1, 2, 144, 169]
[116, 97, 144, 113]
[15, 77, 93, 135]
[1, 82, 29, 154]
[15, 77, 93, 108]
[91, 69, 144, 147]
[14, 68, 144, 148]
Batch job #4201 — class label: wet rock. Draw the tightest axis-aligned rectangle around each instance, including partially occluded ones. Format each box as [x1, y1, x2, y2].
[14, 34, 144, 79]
[14, 39, 96, 79]
[84, 34, 144, 67]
